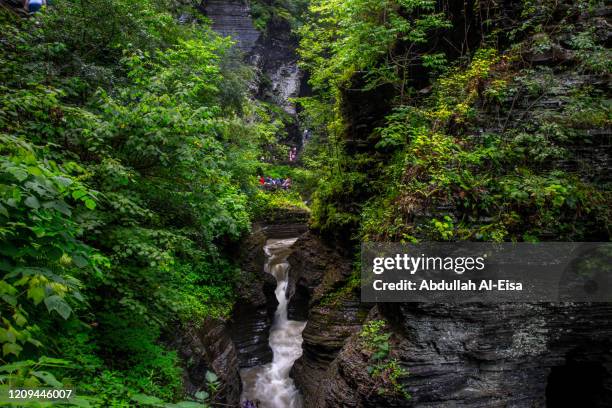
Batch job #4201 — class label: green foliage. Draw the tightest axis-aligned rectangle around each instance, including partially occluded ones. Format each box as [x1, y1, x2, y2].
[296, 0, 454, 238]
[0, 135, 104, 367]
[250, 0, 309, 31]
[298, 0, 611, 243]
[309, 169, 364, 237]
[0, 357, 73, 388]
[360, 320, 390, 360]
[369, 359, 411, 400]
[358, 45, 610, 242]
[359, 320, 410, 400]
[250, 190, 308, 221]
[0, 0, 280, 405]
[299, 0, 450, 94]
[570, 29, 612, 73]
[130, 369, 218, 407]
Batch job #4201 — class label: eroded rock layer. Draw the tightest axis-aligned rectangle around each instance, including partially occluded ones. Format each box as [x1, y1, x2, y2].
[173, 319, 241, 406]
[203, 0, 260, 52]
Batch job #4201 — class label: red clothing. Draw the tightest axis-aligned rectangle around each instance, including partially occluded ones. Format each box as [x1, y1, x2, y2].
[259, 177, 265, 185]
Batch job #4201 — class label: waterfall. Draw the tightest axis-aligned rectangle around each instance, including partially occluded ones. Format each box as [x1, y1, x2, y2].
[240, 238, 306, 408]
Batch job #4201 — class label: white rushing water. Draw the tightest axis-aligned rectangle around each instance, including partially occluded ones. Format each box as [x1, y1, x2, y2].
[240, 238, 306, 408]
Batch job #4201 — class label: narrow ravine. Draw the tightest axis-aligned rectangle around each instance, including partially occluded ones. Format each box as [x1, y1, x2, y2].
[240, 238, 306, 408]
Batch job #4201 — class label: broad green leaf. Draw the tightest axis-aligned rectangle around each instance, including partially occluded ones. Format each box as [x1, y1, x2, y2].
[0, 281, 17, 296]
[72, 290, 85, 302]
[2, 343, 22, 357]
[24, 195, 40, 209]
[8, 167, 28, 182]
[44, 200, 72, 216]
[14, 276, 30, 286]
[194, 391, 208, 401]
[32, 370, 63, 387]
[54, 176, 73, 188]
[71, 190, 88, 200]
[27, 338, 43, 348]
[12, 312, 27, 326]
[72, 255, 88, 268]
[27, 286, 46, 305]
[44, 295, 72, 319]
[38, 356, 73, 366]
[132, 393, 165, 406]
[0, 360, 35, 372]
[84, 198, 96, 210]
[27, 166, 43, 177]
[0, 328, 12, 343]
[205, 371, 217, 383]
[0, 294, 17, 307]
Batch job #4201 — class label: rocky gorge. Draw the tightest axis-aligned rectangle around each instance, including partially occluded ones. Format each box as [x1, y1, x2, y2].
[176, 1, 612, 407]
[3, 0, 609, 405]
[177, 217, 612, 407]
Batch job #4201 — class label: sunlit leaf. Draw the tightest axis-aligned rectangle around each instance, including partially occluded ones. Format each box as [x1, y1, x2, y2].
[2, 343, 22, 357]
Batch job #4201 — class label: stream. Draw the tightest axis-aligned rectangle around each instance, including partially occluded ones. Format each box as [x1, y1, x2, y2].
[240, 238, 306, 408]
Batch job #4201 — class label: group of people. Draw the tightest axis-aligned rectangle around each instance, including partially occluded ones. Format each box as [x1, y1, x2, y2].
[259, 175, 292, 190]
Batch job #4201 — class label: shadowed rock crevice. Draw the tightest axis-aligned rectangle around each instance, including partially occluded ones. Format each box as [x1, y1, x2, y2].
[286, 232, 373, 403]
[546, 349, 612, 407]
[171, 319, 241, 406]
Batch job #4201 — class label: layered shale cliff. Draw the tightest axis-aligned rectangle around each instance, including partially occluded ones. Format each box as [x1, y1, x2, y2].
[203, 0, 306, 146]
[203, 0, 260, 52]
[287, 234, 612, 408]
[172, 319, 242, 405]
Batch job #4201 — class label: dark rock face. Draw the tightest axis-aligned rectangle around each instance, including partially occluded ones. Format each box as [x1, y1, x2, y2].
[341, 78, 395, 154]
[293, 295, 371, 402]
[286, 231, 612, 407]
[230, 225, 278, 368]
[202, 0, 260, 52]
[305, 303, 612, 408]
[203, 1, 307, 146]
[251, 20, 304, 120]
[257, 207, 310, 234]
[172, 319, 241, 405]
[287, 232, 373, 401]
[286, 231, 355, 318]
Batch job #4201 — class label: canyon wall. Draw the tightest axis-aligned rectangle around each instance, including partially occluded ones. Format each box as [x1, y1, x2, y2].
[288, 233, 612, 408]
[202, 0, 306, 147]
